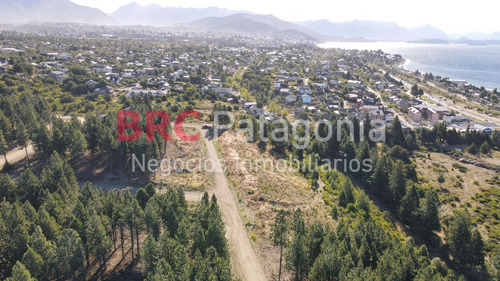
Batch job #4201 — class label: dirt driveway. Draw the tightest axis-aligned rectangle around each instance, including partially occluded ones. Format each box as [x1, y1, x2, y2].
[202, 129, 267, 281]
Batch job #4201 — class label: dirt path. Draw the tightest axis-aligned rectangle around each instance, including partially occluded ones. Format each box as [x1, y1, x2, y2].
[0, 144, 34, 169]
[202, 130, 267, 281]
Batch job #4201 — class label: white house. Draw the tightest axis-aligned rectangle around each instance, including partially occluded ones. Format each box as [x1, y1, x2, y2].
[348, 80, 364, 89]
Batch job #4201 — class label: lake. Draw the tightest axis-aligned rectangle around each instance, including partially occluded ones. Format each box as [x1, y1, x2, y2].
[318, 41, 500, 90]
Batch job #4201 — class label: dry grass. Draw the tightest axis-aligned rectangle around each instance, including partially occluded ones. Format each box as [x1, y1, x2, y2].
[155, 126, 213, 191]
[216, 130, 332, 280]
[415, 151, 496, 213]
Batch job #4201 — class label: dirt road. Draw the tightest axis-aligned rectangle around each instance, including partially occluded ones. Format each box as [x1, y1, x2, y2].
[202, 130, 267, 281]
[0, 144, 35, 169]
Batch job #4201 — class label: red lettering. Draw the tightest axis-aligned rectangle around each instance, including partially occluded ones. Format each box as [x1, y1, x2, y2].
[175, 110, 200, 142]
[146, 111, 173, 141]
[117, 111, 142, 141]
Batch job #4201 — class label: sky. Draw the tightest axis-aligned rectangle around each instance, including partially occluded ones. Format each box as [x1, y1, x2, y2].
[71, 0, 500, 34]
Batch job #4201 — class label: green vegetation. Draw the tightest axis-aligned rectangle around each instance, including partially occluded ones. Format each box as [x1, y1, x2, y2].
[0, 150, 230, 280]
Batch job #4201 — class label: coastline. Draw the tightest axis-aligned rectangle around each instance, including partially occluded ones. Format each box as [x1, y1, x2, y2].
[318, 41, 500, 90]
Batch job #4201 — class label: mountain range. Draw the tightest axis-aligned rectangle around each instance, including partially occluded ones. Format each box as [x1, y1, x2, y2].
[1, 0, 498, 42]
[295, 20, 448, 41]
[111, 2, 250, 27]
[175, 13, 330, 41]
[0, 0, 114, 25]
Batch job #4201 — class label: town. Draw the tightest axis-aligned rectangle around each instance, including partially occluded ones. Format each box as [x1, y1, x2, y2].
[1, 23, 500, 281]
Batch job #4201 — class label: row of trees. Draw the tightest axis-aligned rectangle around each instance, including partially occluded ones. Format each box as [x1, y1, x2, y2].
[417, 121, 499, 148]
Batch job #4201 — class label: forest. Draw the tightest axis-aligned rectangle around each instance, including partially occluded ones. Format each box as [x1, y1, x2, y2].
[0, 150, 231, 280]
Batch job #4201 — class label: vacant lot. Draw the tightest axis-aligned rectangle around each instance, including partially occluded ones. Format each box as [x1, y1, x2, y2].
[216, 130, 332, 280]
[414, 150, 500, 245]
[155, 126, 213, 190]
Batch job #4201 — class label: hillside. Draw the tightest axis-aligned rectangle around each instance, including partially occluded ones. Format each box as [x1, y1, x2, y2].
[296, 19, 447, 41]
[178, 13, 328, 41]
[111, 2, 249, 26]
[0, 0, 114, 25]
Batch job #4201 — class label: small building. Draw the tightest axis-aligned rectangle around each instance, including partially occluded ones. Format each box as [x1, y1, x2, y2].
[49, 71, 66, 82]
[375, 81, 387, 90]
[94, 86, 113, 95]
[409, 107, 422, 122]
[286, 94, 297, 104]
[473, 122, 500, 134]
[301, 94, 312, 104]
[279, 88, 290, 95]
[243, 102, 257, 110]
[348, 80, 364, 89]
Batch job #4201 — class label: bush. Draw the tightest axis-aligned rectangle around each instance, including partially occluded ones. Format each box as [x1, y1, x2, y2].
[60, 94, 75, 104]
[452, 163, 468, 173]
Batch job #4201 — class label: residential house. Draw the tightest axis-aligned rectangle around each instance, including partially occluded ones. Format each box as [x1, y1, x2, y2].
[348, 80, 365, 89]
[286, 94, 297, 103]
[49, 70, 66, 82]
[279, 88, 290, 95]
[298, 85, 312, 95]
[94, 86, 113, 95]
[375, 81, 387, 90]
[301, 94, 312, 104]
[243, 102, 257, 110]
[94, 66, 113, 74]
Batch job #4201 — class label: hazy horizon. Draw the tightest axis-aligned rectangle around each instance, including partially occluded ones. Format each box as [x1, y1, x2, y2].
[70, 0, 499, 34]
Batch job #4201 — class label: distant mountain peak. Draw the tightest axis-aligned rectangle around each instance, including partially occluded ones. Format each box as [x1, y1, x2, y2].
[111, 4, 249, 26]
[296, 19, 448, 41]
[0, 0, 115, 25]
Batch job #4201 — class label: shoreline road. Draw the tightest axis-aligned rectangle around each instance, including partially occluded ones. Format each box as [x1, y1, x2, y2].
[202, 129, 267, 281]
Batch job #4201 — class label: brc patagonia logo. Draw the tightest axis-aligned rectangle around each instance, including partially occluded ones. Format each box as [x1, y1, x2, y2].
[117, 110, 201, 142]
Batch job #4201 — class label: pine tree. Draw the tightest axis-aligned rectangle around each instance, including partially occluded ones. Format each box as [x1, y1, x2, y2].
[467, 143, 478, 155]
[418, 189, 441, 236]
[369, 155, 388, 192]
[272, 209, 288, 281]
[5, 261, 35, 281]
[17, 169, 40, 208]
[470, 229, 484, 265]
[445, 210, 479, 265]
[388, 161, 406, 207]
[20, 247, 44, 280]
[339, 179, 355, 208]
[389, 117, 407, 148]
[287, 208, 308, 281]
[32, 123, 50, 157]
[136, 188, 150, 209]
[480, 141, 490, 155]
[0, 129, 8, 164]
[399, 185, 420, 223]
[55, 229, 85, 280]
[68, 128, 86, 158]
[16, 121, 29, 164]
[0, 173, 17, 202]
[356, 192, 371, 215]
[86, 213, 111, 269]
